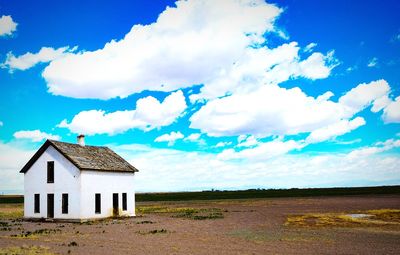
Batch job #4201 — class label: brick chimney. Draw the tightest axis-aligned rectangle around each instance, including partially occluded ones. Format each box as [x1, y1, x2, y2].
[77, 134, 85, 146]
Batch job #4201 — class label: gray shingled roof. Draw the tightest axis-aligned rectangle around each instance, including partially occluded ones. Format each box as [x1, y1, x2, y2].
[20, 140, 138, 173]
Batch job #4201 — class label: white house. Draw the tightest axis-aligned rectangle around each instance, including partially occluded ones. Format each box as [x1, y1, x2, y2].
[20, 135, 138, 221]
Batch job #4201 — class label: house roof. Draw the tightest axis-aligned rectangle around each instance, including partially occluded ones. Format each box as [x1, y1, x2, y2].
[20, 140, 139, 173]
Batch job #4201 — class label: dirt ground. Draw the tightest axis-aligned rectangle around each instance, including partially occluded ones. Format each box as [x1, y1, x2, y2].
[0, 195, 399, 254]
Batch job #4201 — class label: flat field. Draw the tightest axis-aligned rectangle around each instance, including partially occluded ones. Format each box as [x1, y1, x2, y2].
[0, 195, 399, 254]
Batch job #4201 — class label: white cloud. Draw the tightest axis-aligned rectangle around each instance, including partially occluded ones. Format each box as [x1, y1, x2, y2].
[190, 79, 394, 139]
[0, 15, 17, 37]
[218, 139, 304, 161]
[2, 46, 76, 72]
[191, 84, 344, 137]
[111, 139, 400, 192]
[154, 131, 184, 146]
[306, 117, 366, 143]
[58, 90, 187, 135]
[367, 57, 378, 67]
[184, 133, 206, 145]
[183, 133, 201, 142]
[13, 130, 61, 142]
[0, 121, 3, 127]
[0, 142, 34, 194]
[237, 135, 259, 147]
[214, 141, 232, 148]
[2, 138, 399, 194]
[191, 43, 337, 101]
[347, 139, 400, 159]
[42, 0, 283, 99]
[303, 42, 317, 52]
[338, 79, 390, 117]
[346, 65, 357, 72]
[382, 96, 400, 123]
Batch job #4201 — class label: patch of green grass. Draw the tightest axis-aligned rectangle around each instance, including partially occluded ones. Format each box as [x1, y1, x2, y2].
[68, 241, 78, 247]
[137, 206, 224, 220]
[173, 209, 224, 220]
[11, 228, 61, 239]
[0, 245, 54, 255]
[136, 229, 168, 235]
[0, 221, 9, 227]
[136, 220, 154, 224]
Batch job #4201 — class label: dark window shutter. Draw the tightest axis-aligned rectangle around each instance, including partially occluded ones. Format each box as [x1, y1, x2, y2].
[62, 193, 68, 214]
[34, 194, 40, 213]
[122, 193, 127, 211]
[95, 193, 101, 214]
[47, 161, 54, 183]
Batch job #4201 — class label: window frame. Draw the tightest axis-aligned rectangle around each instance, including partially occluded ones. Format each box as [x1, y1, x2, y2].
[47, 161, 54, 183]
[62, 193, 68, 214]
[34, 194, 40, 213]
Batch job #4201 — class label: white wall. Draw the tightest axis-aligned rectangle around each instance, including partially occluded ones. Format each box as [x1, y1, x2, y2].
[80, 171, 136, 219]
[24, 145, 81, 219]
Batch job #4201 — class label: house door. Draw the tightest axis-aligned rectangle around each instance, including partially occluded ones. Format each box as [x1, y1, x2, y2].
[47, 194, 54, 218]
[113, 193, 119, 216]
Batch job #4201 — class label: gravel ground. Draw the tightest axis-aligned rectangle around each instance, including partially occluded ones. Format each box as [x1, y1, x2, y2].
[0, 195, 399, 254]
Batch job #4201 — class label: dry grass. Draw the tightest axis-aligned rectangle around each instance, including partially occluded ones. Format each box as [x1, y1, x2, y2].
[0, 245, 54, 255]
[285, 209, 400, 228]
[0, 204, 23, 219]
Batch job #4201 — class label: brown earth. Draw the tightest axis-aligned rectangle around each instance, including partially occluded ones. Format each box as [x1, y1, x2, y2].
[0, 195, 399, 254]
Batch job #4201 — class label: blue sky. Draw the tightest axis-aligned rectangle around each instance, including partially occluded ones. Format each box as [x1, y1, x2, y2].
[0, 0, 399, 194]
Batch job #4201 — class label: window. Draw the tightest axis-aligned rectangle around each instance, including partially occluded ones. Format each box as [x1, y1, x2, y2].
[62, 193, 68, 214]
[122, 193, 127, 211]
[95, 193, 101, 214]
[47, 161, 54, 183]
[34, 194, 40, 213]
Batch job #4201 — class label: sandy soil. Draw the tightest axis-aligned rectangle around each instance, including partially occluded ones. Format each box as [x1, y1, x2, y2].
[0, 195, 399, 254]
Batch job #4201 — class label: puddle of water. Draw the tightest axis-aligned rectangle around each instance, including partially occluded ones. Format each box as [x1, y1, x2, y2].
[346, 214, 371, 219]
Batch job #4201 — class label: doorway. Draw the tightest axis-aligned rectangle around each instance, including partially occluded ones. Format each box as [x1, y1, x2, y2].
[47, 194, 54, 218]
[112, 193, 119, 216]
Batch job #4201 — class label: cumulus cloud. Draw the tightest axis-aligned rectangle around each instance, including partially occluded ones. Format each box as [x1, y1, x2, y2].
[347, 139, 400, 159]
[306, 117, 366, 143]
[191, 43, 337, 101]
[0, 15, 17, 37]
[42, 0, 283, 99]
[214, 141, 232, 148]
[190, 79, 394, 138]
[13, 130, 61, 142]
[154, 131, 184, 146]
[58, 90, 187, 135]
[2, 137, 399, 194]
[237, 135, 259, 147]
[382, 96, 400, 123]
[1, 46, 76, 72]
[218, 139, 304, 161]
[339, 79, 390, 116]
[112, 139, 400, 192]
[0, 142, 34, 193]
[184, 133, 201, 142]
[191, 84, 343, 137]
